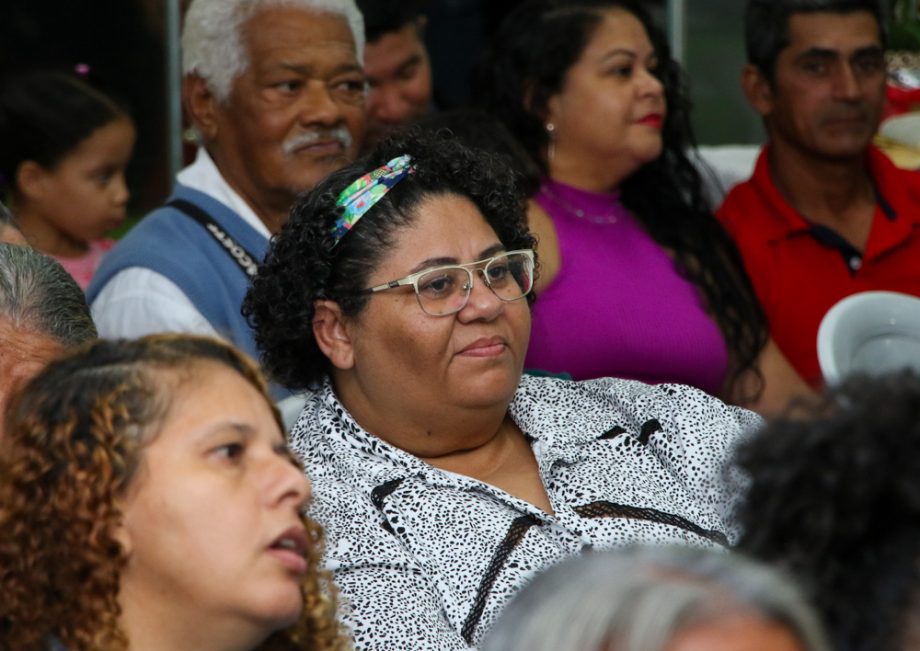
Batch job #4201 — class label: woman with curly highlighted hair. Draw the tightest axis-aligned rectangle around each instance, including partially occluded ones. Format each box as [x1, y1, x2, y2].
[243, 128, 759, 649]
[0, 334, 348, 651]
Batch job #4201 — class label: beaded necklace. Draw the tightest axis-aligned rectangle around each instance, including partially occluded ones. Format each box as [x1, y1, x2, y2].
[537, 181, 630, 225]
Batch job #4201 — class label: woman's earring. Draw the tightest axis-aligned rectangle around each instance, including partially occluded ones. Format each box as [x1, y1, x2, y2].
[545, 122, 556, 164]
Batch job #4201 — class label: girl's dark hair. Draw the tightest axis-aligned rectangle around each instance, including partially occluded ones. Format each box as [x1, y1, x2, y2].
[474, 0, 768, 396]
[0, 70, 127, 193]
[735, 371, 920, 651]
[244, 127, 536, 391]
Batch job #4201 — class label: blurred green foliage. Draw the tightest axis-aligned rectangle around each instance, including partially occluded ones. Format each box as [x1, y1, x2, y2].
[891, 0, 920, 50]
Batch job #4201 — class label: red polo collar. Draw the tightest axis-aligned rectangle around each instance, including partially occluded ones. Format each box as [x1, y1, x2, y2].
[748, 143, 919, 263]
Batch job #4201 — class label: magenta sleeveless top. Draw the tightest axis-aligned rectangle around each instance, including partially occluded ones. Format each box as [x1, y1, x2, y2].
[525, 178, 728, 394]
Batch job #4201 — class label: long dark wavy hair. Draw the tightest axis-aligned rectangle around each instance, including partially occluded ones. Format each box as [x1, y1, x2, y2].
[0, 335, 348, 651]
[474, 0, 768, 397]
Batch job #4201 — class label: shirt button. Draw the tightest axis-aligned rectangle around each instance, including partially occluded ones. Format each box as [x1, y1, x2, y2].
[849, 256, 862, 271]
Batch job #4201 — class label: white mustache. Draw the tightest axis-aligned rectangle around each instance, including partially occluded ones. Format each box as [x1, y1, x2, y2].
[282, 127, 353, 155]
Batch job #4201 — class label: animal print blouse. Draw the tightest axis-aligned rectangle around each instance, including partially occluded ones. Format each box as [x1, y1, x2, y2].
[290, 375, 759, 650]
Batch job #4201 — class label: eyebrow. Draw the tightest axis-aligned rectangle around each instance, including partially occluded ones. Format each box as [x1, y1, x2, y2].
[196, 422, 256, 444]
[852, 45, 885, 57]
[398, 53, 423, 70]
[479, 243, 508, 259]
[368, 55, 422, 85]
[276, 61, 364, 76]
[408, 243, 507, 275]
[597, 48, 637, 64]
[198, 421, 289, 451]
[795, 44, 883, 60]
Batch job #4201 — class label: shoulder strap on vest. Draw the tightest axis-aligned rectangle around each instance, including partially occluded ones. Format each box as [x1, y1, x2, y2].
[166, 198, 260, 279]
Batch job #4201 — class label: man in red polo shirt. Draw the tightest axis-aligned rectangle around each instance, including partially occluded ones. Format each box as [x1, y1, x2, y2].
[718, 0, 920, 387]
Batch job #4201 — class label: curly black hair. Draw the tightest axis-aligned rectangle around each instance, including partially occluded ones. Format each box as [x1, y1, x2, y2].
[473, 0, 769, 398]
[735, 371, 920, 651]
[243, 127, 537, 391]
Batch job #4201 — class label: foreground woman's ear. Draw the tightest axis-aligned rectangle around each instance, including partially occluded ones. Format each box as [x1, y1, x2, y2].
[313, 300, 356, 370]
[110, 513, 133, 557]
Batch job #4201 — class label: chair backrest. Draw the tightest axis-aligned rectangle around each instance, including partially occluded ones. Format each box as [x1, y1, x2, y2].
[817, 291, 920, 384]
[277, 392, 309, 432]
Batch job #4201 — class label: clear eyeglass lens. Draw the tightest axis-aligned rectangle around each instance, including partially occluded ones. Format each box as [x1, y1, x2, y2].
[416, 267, 472, 316]
[485, 252, 534, 300]
[415, 252, 533, 316]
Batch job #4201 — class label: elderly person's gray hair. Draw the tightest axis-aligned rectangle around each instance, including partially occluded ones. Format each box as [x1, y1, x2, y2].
[481, 546, 830, 651]
[0, 200, 15, 226]
[0, 243, 96, 346]
[182, 0, 365, 102]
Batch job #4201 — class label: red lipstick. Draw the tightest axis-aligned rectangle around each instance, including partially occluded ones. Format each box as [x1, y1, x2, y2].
[637, 114, 664, 130]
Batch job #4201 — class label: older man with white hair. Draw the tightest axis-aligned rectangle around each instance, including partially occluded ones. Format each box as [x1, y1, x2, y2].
[88, 0, 366, 377]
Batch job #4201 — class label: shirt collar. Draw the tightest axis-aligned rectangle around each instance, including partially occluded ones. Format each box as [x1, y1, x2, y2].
[176, 148, 271, 239]
[295, 376, 601, 487]
[751, 143, 916, 253]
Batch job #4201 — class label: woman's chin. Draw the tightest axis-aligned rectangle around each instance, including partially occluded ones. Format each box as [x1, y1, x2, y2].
[250, 585, 305, 631]
[455, 368, 521, 410]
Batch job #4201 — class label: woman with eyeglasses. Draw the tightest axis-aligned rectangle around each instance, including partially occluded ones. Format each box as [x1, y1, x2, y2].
[243, 129, 758, 651]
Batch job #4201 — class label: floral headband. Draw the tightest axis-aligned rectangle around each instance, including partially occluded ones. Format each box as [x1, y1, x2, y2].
[331, 154, 414, 247]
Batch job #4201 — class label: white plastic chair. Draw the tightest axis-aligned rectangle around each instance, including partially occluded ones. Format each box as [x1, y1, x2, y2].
[277, 392, 309, 432]
[817, 291, 920, 385]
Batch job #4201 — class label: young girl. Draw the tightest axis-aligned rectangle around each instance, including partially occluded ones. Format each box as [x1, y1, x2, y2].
[0, 70, 135, 288]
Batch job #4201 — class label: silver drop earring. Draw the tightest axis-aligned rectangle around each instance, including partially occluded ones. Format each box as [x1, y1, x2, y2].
[545, 122, 556, 164]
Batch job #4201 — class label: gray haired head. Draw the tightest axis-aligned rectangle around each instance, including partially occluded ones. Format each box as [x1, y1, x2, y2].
[0, 243, 97, 346]
[481, 546, 830, 651]
[745, 0, 886, 83]
[0, 199, 14, 226]
[0, 201, 26, 246]
[182, 0, 365, 102]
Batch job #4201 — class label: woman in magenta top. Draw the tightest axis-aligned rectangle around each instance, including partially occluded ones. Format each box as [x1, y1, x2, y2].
[530, 180, 728, 394]
[478, 0, 809, 414]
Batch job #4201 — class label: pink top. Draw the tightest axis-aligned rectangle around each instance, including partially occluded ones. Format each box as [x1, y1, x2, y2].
[53, 239, 115, 290]
[525, 179, 728, 395]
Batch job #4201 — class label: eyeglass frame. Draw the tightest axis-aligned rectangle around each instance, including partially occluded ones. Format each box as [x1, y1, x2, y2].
[357, 249, 535, 317]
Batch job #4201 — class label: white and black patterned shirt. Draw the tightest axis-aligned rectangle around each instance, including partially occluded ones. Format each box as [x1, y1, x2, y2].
[290, 375, 760, 650]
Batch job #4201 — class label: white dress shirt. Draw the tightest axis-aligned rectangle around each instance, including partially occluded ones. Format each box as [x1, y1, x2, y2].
[91, 149, 271, 339]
